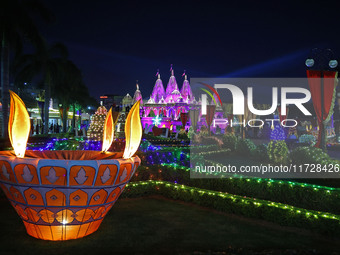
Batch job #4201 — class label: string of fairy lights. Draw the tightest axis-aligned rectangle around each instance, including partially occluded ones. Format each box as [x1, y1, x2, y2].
[124, 180, 340, 234]
[87, 106, 108, 141]
[161, 160, 340, 192]
[125, 180, 340, 221]
[149, 162, 340, 214]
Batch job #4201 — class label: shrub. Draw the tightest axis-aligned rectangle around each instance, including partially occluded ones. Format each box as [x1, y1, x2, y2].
[267, 140, 289, 164]
[199, 125, 209, 137]
[222, 134, 238, 151]
[132, 163, 340, 215]
[298, 134, 316, 145]
[236, 138, 256, 156]
[187, 126, 195, 140]
[123, 181, 340, 236]
[177, 132, 188, 140]
[254, 144, 269, 161]
[290, 146, 333, 165]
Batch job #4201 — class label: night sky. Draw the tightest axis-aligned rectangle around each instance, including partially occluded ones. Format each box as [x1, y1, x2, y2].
[39, 0, 340, 100]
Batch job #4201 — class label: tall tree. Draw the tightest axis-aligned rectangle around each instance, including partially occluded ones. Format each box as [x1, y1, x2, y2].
[15, 40, 68, 134]
[1, 0, 53, 137]
[54, 60, 94, 133]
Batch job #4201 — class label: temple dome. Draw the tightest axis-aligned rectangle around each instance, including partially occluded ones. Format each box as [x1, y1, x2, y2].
[167, 96, 175, 103]
[169, 89, 181, 102]
[122, 93, 133, 106]
[165, 69, 179, 96]
[159, 96, 166, 104]
[180, 75, 193, 100]
[133, 83, 143, 105]
[146, 97, 155, 104]
[150, 74, 165, 103]
[191, 97, 197, 105]
[176, 95, 184, 103]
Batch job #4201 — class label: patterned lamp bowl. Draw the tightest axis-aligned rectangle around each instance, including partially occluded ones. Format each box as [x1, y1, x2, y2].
[0, 150, 140, 241]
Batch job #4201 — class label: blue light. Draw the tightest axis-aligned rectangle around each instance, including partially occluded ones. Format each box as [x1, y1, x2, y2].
[152, 116, 162, 126]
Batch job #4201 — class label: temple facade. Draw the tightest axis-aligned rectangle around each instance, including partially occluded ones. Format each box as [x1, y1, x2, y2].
[140, 70, 200, 129]
[144, 70, 196, 119]
[121, 68, 226, 132]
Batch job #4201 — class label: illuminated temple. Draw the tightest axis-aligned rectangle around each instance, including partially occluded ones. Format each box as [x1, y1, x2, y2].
[140, 70, 199, 129]
[121, 69, 226, 132]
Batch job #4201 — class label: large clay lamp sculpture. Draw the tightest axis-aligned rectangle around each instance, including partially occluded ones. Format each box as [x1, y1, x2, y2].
[0, 91, 142, 241]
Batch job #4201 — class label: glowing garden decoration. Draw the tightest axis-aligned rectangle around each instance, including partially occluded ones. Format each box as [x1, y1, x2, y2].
[123, 100, 142, 159]
[87, 105, 108, 141]
[152, 115, 162, 126]
[8, 90, 30, 158]
[0, 94, 142, 241]
[102, 108, 114, 152]
[270, 124, 286, 141]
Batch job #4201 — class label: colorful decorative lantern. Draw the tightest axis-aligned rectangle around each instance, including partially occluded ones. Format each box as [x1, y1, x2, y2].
[0, 93, 142, 241]
[306, 70, 338, 148]
[205, 105, 216, 135]
[180, 112, 188, 127]
[189, 109, 199, 131]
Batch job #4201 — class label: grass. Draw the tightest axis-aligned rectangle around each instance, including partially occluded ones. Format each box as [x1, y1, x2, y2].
[0, 196, 340, 254]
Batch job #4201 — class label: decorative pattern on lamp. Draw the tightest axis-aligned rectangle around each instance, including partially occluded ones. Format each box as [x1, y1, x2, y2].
[0, 91, 142, 241]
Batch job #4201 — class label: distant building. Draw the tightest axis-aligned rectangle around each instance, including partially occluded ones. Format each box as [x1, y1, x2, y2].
[121, 93, 133, 111]
[99, 94, 124, 110]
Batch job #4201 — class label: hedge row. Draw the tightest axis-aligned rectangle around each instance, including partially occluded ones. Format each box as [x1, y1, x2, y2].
[123, 181, 340, 236]
[132, 164, 340, 215]
[221, 134, 340, 167]
[137, 144, 223, 166]
[137, 140, 340, 214]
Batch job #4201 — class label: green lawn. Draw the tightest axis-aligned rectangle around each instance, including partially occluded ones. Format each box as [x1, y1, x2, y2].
[0, 196, 340, 254]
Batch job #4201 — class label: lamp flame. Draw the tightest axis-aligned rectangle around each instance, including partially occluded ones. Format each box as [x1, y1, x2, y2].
[123, 100, 142, 159]
[8, 90, 30, 158]
[102, 108, 114, 152]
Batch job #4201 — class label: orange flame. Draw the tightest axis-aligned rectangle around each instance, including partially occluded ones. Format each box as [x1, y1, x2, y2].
[123, 100, 142, 158]
[102, 108, 114, 152]
[8, 90, 30, 158]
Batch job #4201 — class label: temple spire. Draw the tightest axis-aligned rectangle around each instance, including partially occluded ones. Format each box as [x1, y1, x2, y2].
[151, 71, 165, 103]
[170, 64, 174, 76]
[180, 71, 192, 100]
[133, 80, 143, 105]
[165, 64, 179, 97]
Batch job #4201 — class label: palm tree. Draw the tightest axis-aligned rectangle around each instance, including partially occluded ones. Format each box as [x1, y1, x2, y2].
[71, 83, 94, 133]
[54, 60, 95, 134]
[15, 40, 68, 134]
[1, 0, 53, 137]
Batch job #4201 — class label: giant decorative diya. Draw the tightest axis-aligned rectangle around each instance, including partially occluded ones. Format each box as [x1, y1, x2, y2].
[0, 91, 142, 241]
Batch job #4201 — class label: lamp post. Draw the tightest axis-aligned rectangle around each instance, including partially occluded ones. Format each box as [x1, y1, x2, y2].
[305, 48, 338, 151]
